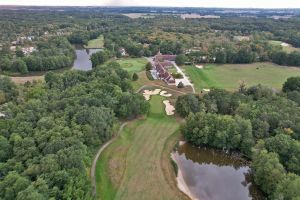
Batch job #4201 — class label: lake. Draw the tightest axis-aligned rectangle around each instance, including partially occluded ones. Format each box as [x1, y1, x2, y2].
[72, 46, 102, 71]
[171, 142, 264, 200]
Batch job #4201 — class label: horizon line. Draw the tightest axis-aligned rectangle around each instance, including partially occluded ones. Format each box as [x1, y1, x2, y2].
[0, 5, 299, 9]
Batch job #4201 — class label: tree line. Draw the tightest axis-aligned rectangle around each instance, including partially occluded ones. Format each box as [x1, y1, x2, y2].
[0, 62, 149, 199]
[0, 37, 75, 74]
[176, 79, 300, 199]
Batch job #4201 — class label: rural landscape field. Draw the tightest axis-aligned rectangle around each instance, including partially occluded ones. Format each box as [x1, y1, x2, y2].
[0, 2, 300, 200]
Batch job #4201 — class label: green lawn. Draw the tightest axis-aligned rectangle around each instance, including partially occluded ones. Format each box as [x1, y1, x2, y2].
[269, 40, 300, 53]
[116, 58, 148, 73]
[183, 63, 300, 91]
[84, 35, 104, 49]
[96, 95, 186, 200]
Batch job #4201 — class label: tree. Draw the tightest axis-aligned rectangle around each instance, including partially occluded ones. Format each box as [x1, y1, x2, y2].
[15, 48, 24, 58]
[215, 50, 227, 64]
[132, 73, 139, 81]
[175, 94, 202, 117]
[145, 62, 152, 71]
[273, 173, 300, 200]
[252, 149, 285, 195]
[283, 77, 300, 93]
[90, 51, 110, 68]
[175, 54, 188, 66]
[0, 76, 18, 101]
[12, 59, 28, 74]
[177, 81, 184, 88]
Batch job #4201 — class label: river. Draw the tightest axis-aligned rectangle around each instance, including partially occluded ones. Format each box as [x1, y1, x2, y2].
[171, 142, 264, 200]
[72, 46, 102, 71]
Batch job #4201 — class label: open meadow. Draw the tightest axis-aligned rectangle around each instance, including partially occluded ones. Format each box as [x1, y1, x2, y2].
[116, 58, 148, 73]
[269, 40, 300, 53]
[96, 95, 188, 200]
[183, 63, 300, 91]
[84, 35, 104, 49]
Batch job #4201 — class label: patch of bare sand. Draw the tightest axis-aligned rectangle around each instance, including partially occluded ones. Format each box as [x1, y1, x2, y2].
[171, 154, 198, 200]
[143, 89, 161, 101]
[160, 90, 172, 97]
[10, 76, 44, 84]
[195, 65, 203, 69]
[163, 100, 175, 116]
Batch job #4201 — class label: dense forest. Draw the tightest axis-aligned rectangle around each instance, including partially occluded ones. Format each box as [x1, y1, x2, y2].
[176, 78, 300, 199]
[0, 62, 149, 199]
[1, 9, 300, 75]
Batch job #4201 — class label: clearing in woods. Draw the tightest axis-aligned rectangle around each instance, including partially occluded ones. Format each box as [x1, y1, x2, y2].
[183, 62, 300, 92]
[116, 58, 148, 73]
[96, 95, 188, 200]
[84, 35, 104, 49]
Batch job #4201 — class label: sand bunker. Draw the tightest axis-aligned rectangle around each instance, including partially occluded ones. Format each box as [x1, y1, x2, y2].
[281, 42, 290, 47]
[203, 89, 210, 92]
[143, 89, 161, 101]
[160, 91, 172, 97]
[163, 100, 175, 116]
[195, 65, 203, 69]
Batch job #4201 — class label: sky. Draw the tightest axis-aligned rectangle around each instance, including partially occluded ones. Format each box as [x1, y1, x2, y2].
[0, 0, 299, 8]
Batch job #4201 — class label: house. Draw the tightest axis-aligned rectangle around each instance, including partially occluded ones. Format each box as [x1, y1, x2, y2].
[22, 47, 36, 55]
[118, 48, 126, 57]
[151, 51, 176, 85]
[0, 112, 5, 118]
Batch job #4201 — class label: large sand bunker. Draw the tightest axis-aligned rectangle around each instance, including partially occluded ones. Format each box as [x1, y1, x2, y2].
[160, 91, 172, 97]
[163, 100, 175, 116]
[195, 65, 203, 69]
[143, 89, 172, 100]
[143, 89, 161, 101]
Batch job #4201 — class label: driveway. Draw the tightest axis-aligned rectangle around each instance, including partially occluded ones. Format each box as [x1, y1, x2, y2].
[172, 62, 195, 93]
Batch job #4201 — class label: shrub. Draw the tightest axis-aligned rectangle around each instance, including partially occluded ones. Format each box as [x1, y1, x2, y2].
[177, 82, 184, 88]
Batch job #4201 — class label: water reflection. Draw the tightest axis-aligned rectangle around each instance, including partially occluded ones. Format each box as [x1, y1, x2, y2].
[72, 46, 102, 71]
[172, 143, 264, 200]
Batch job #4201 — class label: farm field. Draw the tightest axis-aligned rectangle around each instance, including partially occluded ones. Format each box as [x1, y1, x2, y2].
[116, 58, 148, 73]
[96, 95, 187, 200]
[183, 62, 300, 91]
[269, 40, 300, 53]
[84, 35, 104, 49]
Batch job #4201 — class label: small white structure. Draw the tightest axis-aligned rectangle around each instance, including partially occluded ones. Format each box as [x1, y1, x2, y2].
[118, 48, 126, 56]
[0, 112, 5, 118]
[22, 47, 36, 55]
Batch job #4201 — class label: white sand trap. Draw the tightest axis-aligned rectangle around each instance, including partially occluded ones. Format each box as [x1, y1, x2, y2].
[160, 90, 172, 97]
[203, 89, 210, 92]
[163, 100, 175, 115]
[195, 65, 203, 69]
[281, 42, 290, 47]
[143, 89, 162, 101]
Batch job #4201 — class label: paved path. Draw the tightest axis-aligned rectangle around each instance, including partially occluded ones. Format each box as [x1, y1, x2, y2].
[91, 122, 128, 197]
[172, 62, 196, 94]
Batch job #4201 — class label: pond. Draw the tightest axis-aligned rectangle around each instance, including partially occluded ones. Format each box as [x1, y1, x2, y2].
[72, 46, 102, 71]
[171, 142, 264, 200]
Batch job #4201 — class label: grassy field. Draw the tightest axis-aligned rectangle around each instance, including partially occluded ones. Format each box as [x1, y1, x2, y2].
[96, 95, 187, 200]
[116, 58, 148, 73]
[84, 35, 104, 49]
[183, 63, 300, 91]
[269, 40, 300, 53]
